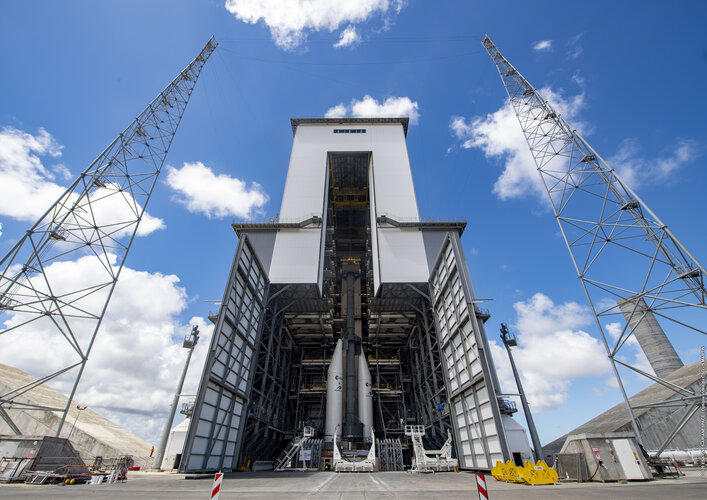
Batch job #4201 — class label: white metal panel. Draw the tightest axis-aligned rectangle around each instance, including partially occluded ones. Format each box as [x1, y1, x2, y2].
[367, 126, 429, 286]
[272, 121, 430, 287]
[269, 229, 321, 283]
[369, 164, 381, 294]
[279, 128, 328, 219]
[612, 439, 646, 479]
[429, 233, 507, 470]
[271, 125, 331, 284]
[278, 124, 372, 218]
[181, 236, 268, 473]
[317, 164, 330, 293]
[377, 228, 429, 283]
[368, 125, 419, 218]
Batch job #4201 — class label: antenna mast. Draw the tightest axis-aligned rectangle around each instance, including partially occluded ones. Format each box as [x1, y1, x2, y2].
[0, 37, 217, 436]
[482, 35, 705, 452]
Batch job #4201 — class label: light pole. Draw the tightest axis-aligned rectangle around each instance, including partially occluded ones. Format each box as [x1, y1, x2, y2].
[153, 325, 200, 470]
[500, 323, 545, 462]
[67, 405, 87, 441]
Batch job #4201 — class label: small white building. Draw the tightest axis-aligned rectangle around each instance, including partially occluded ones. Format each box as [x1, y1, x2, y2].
[502, 414, 534, 465]
[160, 418, 190, 470]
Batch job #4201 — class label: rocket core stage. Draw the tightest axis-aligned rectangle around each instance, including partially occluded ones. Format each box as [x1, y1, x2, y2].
[324, 339, 373, 442]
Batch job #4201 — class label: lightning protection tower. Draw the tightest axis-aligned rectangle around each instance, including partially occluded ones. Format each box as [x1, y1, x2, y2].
[482, 35, 706, 454]
[0, 37, 217, 437]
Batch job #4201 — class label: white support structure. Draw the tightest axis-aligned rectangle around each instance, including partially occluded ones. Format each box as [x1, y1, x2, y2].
[332, 430, 377, 472]
[405, 425, 458, 473]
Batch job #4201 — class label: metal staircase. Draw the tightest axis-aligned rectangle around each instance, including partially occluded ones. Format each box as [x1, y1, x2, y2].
[274, 426, 314, 471]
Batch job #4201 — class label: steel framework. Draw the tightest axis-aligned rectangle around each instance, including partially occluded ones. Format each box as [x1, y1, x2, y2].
[0, 37, 217, 436]
[482, 35, 706, 453]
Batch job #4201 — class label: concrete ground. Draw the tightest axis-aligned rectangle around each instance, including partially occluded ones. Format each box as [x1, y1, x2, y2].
[1, 469, 705, 499]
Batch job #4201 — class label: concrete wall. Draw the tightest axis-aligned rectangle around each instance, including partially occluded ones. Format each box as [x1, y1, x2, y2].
[617, 296, 683, 378]
[619, 373, 704, 451]
[0, 364, 154, 466]
[544, 361, 704, 456]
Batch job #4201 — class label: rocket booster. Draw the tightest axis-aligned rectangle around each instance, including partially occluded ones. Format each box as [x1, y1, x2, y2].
[358, 352, 373, 439]
[325, 339, 344, 440]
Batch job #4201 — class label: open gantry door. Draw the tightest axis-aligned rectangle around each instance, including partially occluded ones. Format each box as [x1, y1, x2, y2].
[180, 235, 269, 473]
[428, 233, 509, 470]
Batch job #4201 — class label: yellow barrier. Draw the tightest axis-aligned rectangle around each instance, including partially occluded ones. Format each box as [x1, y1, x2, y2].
[490, 460, 524, 483]
[491, 459, 558, 485]
[517, 460, 558, 485]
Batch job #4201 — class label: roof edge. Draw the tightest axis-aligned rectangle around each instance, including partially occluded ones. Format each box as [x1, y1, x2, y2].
[290, 117, 409, 137]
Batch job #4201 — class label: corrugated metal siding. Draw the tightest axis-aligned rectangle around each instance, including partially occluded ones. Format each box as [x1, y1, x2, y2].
[429, 234, 507, 469]
[180, 236, 268, 472]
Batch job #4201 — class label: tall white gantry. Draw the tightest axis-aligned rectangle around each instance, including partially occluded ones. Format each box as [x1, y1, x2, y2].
[181, 118, 533, 473]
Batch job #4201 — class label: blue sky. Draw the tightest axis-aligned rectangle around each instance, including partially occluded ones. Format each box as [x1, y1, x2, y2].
[1, 1, 706, 448]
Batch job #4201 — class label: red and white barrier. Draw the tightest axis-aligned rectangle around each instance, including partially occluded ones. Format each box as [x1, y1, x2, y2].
[476, 473, 488, 500]
[211, 472, 223, 499]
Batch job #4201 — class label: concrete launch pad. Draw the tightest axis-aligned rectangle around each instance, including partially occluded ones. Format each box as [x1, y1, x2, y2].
[1, 470, 705, 499]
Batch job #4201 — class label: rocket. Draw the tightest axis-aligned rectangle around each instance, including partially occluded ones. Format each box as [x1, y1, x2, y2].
[358, 351, 373, 439]
[325, 339, 343, 440]
[324, 339, 374, 441]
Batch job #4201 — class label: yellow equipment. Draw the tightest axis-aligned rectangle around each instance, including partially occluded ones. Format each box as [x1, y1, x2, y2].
[517, 460, 559, 485]
[238, 456, 252, 472]
[491, 459, 558, 486]
[491, 460, 523, 483]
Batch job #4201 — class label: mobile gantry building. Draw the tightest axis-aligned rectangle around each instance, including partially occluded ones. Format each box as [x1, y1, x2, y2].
[180, 117, 530, 473]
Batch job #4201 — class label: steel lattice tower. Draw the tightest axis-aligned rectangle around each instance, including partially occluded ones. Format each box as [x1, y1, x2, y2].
[482, 35, 706, 453]
[0, 37, 217, 436]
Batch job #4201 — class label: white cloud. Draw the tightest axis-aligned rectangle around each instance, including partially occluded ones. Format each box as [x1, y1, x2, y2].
[89, 182, 166, 237]
[326, 95, 420, 124]
[0, 126, 66, 221]
[224, 0, 404, 50]
[166, 161, 268, 219]
[490, 293, 611, 412]
[533, 40, 552, 51]
[334, 25, 361, 48]
[0, 126, 164, 237]
[608, 138, 697, 188]
[592, 376, 619, 397]
[605, 321, 653, 375]
[567, 33, 584, 59]
[325, 104, 348, 118]
[451, 86, 585, 200]
[0, 254, 213, 444]
[453, 86, 697, 201]
[53, 163, 73, 181]
[450, 116, 473, 141]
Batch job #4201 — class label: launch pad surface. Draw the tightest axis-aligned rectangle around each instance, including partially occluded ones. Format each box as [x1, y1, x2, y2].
[1, 470, 705, 499]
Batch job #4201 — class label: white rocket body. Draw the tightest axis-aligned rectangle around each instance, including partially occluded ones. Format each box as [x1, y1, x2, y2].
[325, 339, 344, 441]
[358, 352, 373, 439]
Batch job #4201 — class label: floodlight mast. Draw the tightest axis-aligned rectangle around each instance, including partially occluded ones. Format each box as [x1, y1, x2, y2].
[500, 323, 544, 462]
[482, 34, 706, 451]
[0, 37, 217, 437]
[153, 325, 200, 470]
